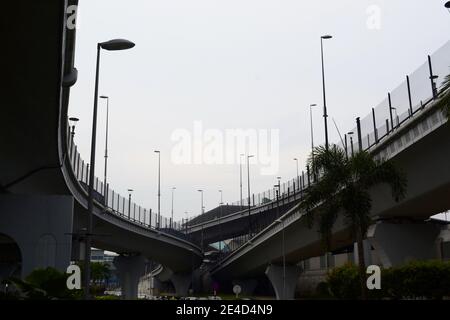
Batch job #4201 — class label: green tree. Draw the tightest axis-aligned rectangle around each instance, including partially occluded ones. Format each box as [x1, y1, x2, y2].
[300, 145, 407, 299]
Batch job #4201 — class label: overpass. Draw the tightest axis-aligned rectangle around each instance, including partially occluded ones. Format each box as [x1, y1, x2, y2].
[201, 42, 450, 298]
[0, 0, 202, 298]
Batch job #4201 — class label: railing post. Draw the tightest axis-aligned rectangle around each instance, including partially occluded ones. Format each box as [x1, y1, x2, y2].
[356, 117, 362, 152]
[388, 93, 394, 132]
[428, 55, 438, 99]
[407, 75, 413, 116]
[372, 108, 378, 143]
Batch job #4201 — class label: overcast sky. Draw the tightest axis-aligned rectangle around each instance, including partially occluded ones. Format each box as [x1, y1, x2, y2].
[69, 0, 450, 222]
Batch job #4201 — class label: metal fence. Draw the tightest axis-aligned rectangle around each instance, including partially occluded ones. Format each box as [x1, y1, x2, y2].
[67, 138, 184, 233]
[199, 40, 450, 256]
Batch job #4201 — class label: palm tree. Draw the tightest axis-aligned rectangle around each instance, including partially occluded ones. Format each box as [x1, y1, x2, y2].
[437, 73, 450, 119]
[300, 144, 407, 299]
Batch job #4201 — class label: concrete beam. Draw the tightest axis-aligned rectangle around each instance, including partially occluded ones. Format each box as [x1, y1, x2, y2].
[114, 255, 147, 300]
[367, 221, 441, 268]
[265, 264, 302, 300]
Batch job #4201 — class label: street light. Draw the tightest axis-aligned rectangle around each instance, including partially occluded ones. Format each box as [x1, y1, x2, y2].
[198, 189, 204, 251]
[293, 158, 299, 189]
[99, 95, 109, 203]
[171, 187, 176, 229]
[69, 117, 79, 154]
[321, 35, 333, 151]
[348, 132, 355, 157]
[247, 155, 254, 237]
[308, 103, 317, 155]
[275, 218, 286, 300]
[154, 150, 161, 228]
[84, 38, 135, 300]
[239, 154, 245, 207]
[127, 189, 133, 218]
[219, 190, 223, 254]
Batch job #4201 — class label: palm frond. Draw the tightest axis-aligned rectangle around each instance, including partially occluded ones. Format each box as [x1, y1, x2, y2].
[437, 73, 450, 119]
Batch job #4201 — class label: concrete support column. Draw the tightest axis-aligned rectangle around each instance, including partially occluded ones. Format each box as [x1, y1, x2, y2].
[170, 273, 192, 297]
[265, 264, 302, 300]
[353, 240, 373, 266]
[367, 221, 441, 268]
[232, 279, 258, 297]
[114, 255, 147, 300]
[0, 195, 73, 279]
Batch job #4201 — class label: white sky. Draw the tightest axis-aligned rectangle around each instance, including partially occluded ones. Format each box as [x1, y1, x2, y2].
[69, 0, 450, 222]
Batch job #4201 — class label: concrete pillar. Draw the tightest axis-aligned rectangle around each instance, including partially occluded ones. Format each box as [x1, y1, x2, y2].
[353, 240, 372, 266]
[114, 255, 147, 300]
[367, 221, 441, 268]
[232, 279, 258, 297]
[265, 264, 302, 300]
[0, 195, 73, 279]
[170, 273, 192, 297]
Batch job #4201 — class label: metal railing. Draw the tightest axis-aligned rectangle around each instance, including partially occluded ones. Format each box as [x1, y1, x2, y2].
[205, 40, 450, 258]
[66, 138, 187, 236]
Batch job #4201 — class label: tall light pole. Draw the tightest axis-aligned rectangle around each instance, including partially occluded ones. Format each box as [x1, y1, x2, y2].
[171, 187, 176, 229]
[275, 217, 285, 299]
[293, 158, 299, 189]
[308, 103, 317, 155]
[84, 38, 134, 300]
[239, 154, 244, 207]
[69, 117, 79, 154]
[321, 35, 333, 151]
[99, 95, 109, 203]
[154, 150, 161, 228]
[219, 190, 223, 253]
[247, 155, 254, 237]
[198, 189, 204, 251]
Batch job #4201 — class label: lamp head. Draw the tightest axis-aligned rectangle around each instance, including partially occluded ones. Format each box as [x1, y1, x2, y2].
[321, 35, 333, 40]
[99, 39, 135, 51]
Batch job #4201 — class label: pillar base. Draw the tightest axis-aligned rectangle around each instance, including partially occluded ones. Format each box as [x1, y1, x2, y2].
[114, 254, 147, 300]
[170, 273, 192, 297]
[265, 264, 301, 300]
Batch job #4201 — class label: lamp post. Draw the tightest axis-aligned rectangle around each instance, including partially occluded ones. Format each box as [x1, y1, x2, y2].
[84, 38, 135, 300]
[321, 35, 333, 151]
[247, 155, 254, 237]
[99, 95, 109, 203]
[171, 187, 176, 229]
[348, 132, 354, 157]
[198, 189, 204, 251]
[240, 154, 244, 207]
[69, 117, 79, 157]
[275, 217, 285, 300]
[293, 158, 299, 189]
[308, 103, 317, 155]
[154, 150, 161, 228]
[219, 190, 223, 254]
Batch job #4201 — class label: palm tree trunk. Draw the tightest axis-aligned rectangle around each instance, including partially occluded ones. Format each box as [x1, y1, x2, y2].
[356, 226, 368, 300]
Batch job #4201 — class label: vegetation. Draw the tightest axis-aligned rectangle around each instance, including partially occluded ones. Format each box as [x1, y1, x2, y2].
[1, 267, 81, 300]
[323, 261, 450, 300]
[437, 73, 450, 119]
[300, 145, 407, 299]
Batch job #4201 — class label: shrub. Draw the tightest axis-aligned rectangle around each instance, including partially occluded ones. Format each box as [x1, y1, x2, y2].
[324, 260, 450, 300]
